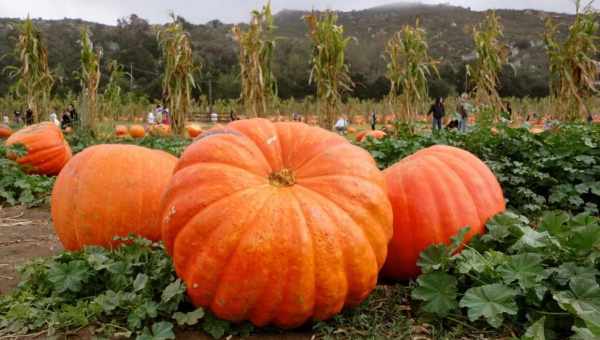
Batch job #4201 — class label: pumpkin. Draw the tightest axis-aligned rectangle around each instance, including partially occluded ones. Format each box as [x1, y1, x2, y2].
[115, 125, 128, 137]
[51, 144, 178, 250]
[347, 126, 357, 134]
[186, 124, 203, 138]
[129, 124, 145, 138]
[5, 122, 72, 176]
[0, 124, 12, 139]
[358, 130, 386, 142]
[151, 124, 171, 136]
[384, 114, 396, 124]
[352, 116, 366, 125]
[161, 118, 393, 328]
[382, 145, 505, 280]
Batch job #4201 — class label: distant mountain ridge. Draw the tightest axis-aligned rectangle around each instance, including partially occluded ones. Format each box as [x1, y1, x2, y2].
[0, 4, 580, 100]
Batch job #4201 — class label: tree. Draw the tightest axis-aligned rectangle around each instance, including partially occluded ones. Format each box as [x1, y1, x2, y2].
[158, 15, 199, 135]
[385, 19, 439, 128]
[79, 27, 102, 132]
[544, 0, 599, 121]
[467, 11, 508, 117]
[6, 17, 54, 123]
[232, 2, 277, 118]
[305, 11, 353, 130]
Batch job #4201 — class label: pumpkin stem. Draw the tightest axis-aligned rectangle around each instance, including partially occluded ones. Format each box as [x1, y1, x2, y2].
[269, 168, 296, 187]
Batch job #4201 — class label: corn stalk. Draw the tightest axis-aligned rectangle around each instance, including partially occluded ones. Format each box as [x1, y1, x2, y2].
[305, 12, 354, 130]
[232, 2, 277, 118]
[467, 11, 508, 118]
[79, 27, 102, 132]
[385, 19, 439, 128]
[545, 0, 599, 121]
[5, 17, 54, 123]
[158, 16, 198, 135]
[103, 60, 126, 121]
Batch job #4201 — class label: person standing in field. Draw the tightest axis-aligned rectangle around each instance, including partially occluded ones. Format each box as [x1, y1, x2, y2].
[67, 104, 79, 128]
[428, 97, 445, 132]
[25, 108, 34, 125]
[335, 116, 349, 135]
[370, 111, 377, 130]
[154, 105, 163, 124]
[61, 109, 72, 130]
[458, 94, 469, 132]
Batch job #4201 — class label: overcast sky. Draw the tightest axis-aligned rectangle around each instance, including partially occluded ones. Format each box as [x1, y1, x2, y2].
[0, 0, 589, 25]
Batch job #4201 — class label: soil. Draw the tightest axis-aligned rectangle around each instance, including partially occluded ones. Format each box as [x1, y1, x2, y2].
[0, 205, 313, 339]
[0, 205, 61, 295]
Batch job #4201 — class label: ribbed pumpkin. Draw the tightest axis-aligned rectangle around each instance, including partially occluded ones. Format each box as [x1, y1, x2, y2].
[5, 123, 72, 176]
[358, 130, 386, 142]
[0, 124, 12, 139]
[51, 144, 177, 250]
[115, 125, 128, 137]
[151, 124, 171, 136]
[382, 145, 505, 280]
[186, 124, 202, 138]
[161, 118, 393, 328]
[129, 125, 145, 138]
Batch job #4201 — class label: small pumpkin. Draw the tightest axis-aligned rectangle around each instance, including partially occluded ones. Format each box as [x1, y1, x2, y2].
[151, 124, 171, 136]
[129, 125, 145, 138]
[5, 122, 72, 175]
[358, 130, 386, 142]
[115, 125, 128, 137]
[161, 118, 393, 328]
[347, 126, 357, 134]
[382, 145, 505, 280]
[0, 124, 12, 139]
[51, 144, 178, 250]
[186, 124, 203, 138]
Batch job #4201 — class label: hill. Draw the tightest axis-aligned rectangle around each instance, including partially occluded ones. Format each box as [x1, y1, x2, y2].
[0, 3, 578, 102]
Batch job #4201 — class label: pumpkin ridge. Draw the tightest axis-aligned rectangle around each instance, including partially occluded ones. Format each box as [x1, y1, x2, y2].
[424, 149, 504, 220]
[229, 119, 284, 171]
[273, 190, 315, 326]
[161, 164, 268, 252]
[176, 134, 271, 177]
[208, 190, 274, 319]
[172, 186, 263, 275]
[292, 187, 349, 320]
[295, 174, 392, 265]
[293, 141, 351, 175]
[422, 155, 478, 241]
[18, 143, 67, 165]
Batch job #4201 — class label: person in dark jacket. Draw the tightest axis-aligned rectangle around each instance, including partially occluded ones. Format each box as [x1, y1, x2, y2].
[428, 97, 445, 131]
[61, 109, 72, 130]
[67, 104, 79, 128]
[370, 111, 377, 130]
[25, 108, 34, 125]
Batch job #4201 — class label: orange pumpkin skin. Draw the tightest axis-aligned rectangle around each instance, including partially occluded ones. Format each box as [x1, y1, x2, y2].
[186, 124, 203, 138]
[129, 125, 145, 138]
[0, 124, 12, 139]
[115, 125, 128, 137]
[382, 145, 505, 280]
[5, 123, 72, 176]
[51, 144, 177, 250]
[161, 118, 393, 328]
[347, 126, 357, 134]
[358, 130, 386, 142]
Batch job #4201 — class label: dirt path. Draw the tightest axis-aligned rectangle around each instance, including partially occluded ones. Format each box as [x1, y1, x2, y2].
[0, 205, 61, 294]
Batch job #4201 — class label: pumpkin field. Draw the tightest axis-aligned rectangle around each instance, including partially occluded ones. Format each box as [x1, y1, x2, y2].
[1, 1, 600, 339]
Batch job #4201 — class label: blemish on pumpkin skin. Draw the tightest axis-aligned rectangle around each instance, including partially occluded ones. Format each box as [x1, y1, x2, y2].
[164, 206, 177, 224]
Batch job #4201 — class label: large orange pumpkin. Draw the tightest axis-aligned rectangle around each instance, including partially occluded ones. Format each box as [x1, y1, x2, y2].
[358, 130, 386, 142]
[51, 144, 177, 250]
[129, 124, 145, 138]
[186, 124, 203, 138]
[5, 123, 72, 176]
[161, 118, 393, 328]
[115, 125, 128, 137]
[0, 124, 12, 139]
[382, 145, 505, 280]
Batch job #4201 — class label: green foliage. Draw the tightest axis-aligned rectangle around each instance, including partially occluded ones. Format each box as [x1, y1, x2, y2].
[66, 130, 192, 156]
[0, 237, 253, 339]
[0, 144, 54, 206]
[412, 211, 600, 337]
[362, 123, 600, 216]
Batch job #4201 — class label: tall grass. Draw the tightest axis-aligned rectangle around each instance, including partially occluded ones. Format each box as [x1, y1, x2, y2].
[158, 15, 198, 134]
[79, 27, 102, 132]
[545, 0, 599, 121]
[305, 11, 354, 129]
[5, 17, 54, 123]
[232, 2, 277, 118]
